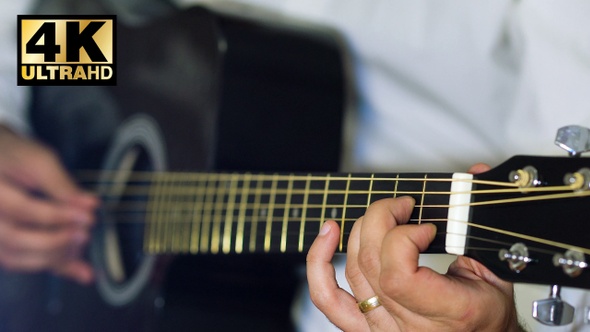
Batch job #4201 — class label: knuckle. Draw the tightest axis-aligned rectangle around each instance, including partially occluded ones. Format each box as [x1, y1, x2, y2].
[308, 287, 331, 310]
[357, 246, 381, 277]
[305, 249, 319, 263]
[370, 197, 397, 211]
[344, 263, 365, 286]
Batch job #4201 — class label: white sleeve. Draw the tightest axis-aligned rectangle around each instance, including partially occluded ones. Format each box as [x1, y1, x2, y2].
[0, 1, 37, 134]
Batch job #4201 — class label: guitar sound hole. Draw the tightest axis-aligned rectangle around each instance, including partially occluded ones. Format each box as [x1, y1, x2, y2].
[93, 113, 165, 307]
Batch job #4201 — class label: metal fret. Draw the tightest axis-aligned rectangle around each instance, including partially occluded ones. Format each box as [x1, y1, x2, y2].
[178, 175, 192, 253]
[211, 175, 227, 254]
[339, 174, 351, 252]
[249, 175, 263, 253]
[393, 174, 399, 199]
[264, 174, 279, 253]
[298, 174, 312, 253]
[418, 174, 427, 224]
[366, 173, 374, 207]
[189, 174, 206, 253]
[199, 174, 214, 253]
[161, 173, 173, 252]
[145, 173, 161, 253]
[320, 174, 330, 229]
[222, 174, 239, 254]
[235, 173, 251, 254]
[173, 173, 187, 252]
[181, 177, 192, 253]
[280, 174, 294, 253]
[153, 173, 165, 253]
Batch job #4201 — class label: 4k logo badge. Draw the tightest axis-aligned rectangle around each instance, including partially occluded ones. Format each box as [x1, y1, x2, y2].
[17, 15, 116, 86]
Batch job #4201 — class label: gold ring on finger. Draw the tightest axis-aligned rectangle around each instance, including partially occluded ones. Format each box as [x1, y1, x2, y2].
[358, 295, 381, 313]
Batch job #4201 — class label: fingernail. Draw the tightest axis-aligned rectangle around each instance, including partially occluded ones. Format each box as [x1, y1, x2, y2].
[319, 222, 331, 236]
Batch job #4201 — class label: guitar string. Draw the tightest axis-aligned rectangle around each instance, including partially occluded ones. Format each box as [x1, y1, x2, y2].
[107, 202, 590, 254]
[79, 168, 583, 198]
[79, 171, 582, 192]
[94, 185, 589, 213]
[110, 203, 590, 256]
[78, 171, 520, 189]
[140, 226, 570, 259]
[78, 172, 590, 255]
[139, 217, 590, 254]
[86, 185, 576, 198]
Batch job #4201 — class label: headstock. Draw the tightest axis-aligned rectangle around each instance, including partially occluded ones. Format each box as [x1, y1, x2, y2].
[467, 155, 590, 288]
[464, 125, 590, 326]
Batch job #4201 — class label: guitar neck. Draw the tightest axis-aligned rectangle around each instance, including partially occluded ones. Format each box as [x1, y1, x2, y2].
[92, 154, 590, 292]
[103, 171, 456, 255]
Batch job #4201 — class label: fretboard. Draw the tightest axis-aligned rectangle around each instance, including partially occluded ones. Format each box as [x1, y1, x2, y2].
[103, 171, 455, 255]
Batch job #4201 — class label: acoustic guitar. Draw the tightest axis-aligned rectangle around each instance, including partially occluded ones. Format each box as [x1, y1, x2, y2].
[78, 114, 590, 331]
[94, 116, 590, 296]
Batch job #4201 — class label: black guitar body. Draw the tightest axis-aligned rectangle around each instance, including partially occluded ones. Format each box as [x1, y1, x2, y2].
[2, 4, 346, 332]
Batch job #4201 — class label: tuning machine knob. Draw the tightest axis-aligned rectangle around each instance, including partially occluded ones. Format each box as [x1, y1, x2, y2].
[553, 249, 587, 277]
[563, 168, 590, 191]
[533, 285, 575, 326]
[509, 166, 541, 188]
[499, 243, 533, 272]
[555, 125, 590, 157]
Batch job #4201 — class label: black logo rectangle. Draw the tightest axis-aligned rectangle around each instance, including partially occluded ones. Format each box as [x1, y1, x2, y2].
[18, 15, 116, 86]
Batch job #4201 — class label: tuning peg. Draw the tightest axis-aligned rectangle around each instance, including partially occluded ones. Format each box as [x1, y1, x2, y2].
[532, 285, 575, 326]
[499, 242, 532, 272]
[553, 249, 587, 277]
[555, 125, 590, 157]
